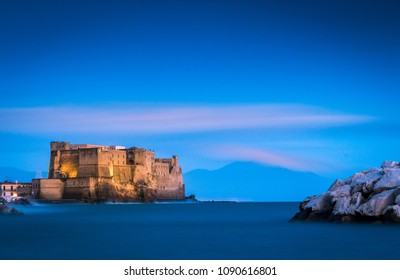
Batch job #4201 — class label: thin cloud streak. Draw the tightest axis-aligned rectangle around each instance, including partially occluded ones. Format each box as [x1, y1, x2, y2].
[211, 145, 335, 173]
[0, 104, 374, 135]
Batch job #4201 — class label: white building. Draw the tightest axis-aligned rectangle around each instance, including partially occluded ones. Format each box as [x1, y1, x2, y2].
[1, 181, 32, 198]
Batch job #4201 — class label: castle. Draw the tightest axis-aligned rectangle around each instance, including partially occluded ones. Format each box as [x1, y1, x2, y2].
[32, 141, 185, 202]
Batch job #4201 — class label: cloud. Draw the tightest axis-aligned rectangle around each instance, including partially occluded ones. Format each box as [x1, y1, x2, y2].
[0, 104, 373, 135]
[210, 145, 336, 173]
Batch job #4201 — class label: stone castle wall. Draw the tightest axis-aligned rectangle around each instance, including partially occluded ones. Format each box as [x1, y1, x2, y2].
[38, 141, 184, 202]
[36, 179, 64, 200]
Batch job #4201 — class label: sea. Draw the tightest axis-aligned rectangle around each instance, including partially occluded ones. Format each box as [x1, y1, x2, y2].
[1, 201, 400, 260]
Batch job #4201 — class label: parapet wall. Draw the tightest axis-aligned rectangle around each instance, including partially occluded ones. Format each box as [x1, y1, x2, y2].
[39, 179, 64, 200]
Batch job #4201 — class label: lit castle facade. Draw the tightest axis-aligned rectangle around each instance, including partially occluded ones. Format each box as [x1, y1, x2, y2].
[33, 141, 185, 202]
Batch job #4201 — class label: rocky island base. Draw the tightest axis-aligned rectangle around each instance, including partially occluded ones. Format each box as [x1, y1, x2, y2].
[0, 198, 24, 215]
[291, 161, 400, 223]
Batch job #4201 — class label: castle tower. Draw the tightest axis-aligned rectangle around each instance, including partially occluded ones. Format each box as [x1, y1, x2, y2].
[172, 155, 178, 166]
[50, 141, 70, 151]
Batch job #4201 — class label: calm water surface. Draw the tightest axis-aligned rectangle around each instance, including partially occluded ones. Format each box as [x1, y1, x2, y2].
[1, 202, 399, 260]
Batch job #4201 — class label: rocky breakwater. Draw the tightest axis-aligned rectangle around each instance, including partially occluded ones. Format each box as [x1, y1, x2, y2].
[0, 198, 23, 215]
[291, 161, 400, 223]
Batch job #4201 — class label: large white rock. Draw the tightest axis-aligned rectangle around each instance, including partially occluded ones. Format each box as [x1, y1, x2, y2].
[330, 185, 351, 199]
[350, 170, 383, 194]
[350, 192, 364, 206]
[333, 197, 352, 215]
[299, 195, 316, 211]
[373, 169, 400, 193]
[381, 160, 400, 169]
[382, 205, 400, 222]
[362, 167, 381, 174]
[348, 172, 365, 182]
[383, 205, 400, 216]
[328, 179, 347, 192]
[356, 188, 400, 216]
[333, 191, 366, 216]
[304, 193, 333, 212]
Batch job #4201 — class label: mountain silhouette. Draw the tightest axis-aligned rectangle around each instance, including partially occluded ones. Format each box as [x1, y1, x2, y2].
[184, 161, 331, 202]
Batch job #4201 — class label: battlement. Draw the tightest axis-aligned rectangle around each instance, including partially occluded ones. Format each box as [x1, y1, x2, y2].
[50, 141, 70, 151]
[50, 141, 125, 152]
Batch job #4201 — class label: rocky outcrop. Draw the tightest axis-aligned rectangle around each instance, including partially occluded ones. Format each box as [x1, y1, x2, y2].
[0, 198, 23, 215]
[92, 179, 157, 203]
[291, 161, 400, 223]
[2, 196, 31, 205]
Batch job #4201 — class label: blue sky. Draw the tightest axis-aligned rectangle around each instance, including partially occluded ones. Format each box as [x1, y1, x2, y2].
[1, 0, 400, 181]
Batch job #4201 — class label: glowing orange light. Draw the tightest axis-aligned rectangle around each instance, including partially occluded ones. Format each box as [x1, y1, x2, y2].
[60, 163, 78, 178]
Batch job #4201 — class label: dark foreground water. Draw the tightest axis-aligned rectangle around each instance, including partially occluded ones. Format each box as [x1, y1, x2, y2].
[1, 202, 400, 260]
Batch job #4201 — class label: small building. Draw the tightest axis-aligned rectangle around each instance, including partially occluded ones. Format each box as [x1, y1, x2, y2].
[1, 181, 33, 198]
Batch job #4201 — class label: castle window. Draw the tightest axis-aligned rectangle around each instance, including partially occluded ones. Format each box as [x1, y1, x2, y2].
[11, 186, 13, 191]
[10, 192, 13, 196]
